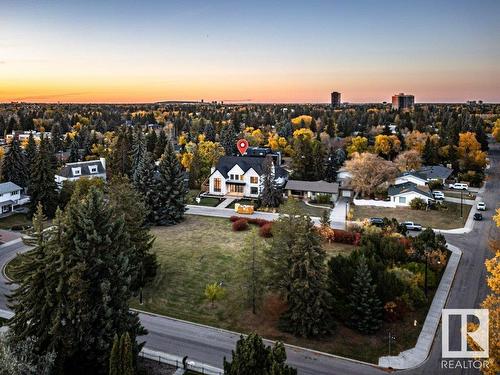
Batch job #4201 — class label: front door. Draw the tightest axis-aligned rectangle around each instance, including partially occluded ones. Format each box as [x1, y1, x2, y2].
[227, 184, 244, 196]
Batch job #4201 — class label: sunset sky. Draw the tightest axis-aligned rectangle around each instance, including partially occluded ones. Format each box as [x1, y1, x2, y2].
[1, 0, 499, 103]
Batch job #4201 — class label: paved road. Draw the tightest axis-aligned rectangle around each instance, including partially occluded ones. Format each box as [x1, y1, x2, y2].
[0, 142, 497, 374]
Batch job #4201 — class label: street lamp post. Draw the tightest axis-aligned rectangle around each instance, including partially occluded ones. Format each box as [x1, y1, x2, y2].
[424, 251, 429, 297]
[460, 190, 463, 218]
[388, 332, 396, 356]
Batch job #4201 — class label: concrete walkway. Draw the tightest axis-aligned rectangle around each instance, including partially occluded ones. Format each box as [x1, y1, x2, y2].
[378, 244, 462, 369]
[330, 197, 349, 229]
[216, 197, 236, 209]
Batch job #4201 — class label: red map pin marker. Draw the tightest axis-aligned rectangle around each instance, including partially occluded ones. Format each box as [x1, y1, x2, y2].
[237, 139, 249, 155]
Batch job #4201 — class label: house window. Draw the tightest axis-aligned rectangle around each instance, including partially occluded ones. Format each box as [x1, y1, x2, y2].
[72, 167, 82, 176]
[250, 187, 258, 195]
[250, 176, 258, 184]
[10, 191, 18, 196]
[89, 165, 98, 174]
[240, 175, 244, 181]
[398, 196, 406, 204]
[214, 178, 221, 192]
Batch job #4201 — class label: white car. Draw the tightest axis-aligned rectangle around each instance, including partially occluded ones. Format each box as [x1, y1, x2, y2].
[449, 183, 469, 190]
[402, 221, 423, 231]
[432, 191, 445, 200]
[477, 202, 486, 211]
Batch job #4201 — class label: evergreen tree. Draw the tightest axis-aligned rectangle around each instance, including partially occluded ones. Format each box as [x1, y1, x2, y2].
[279, 216, 333, 337]
[109, 128, 132, 177]
[422, 137, 438, 165]
[109, 335, 120, 375]
[324, 147, 338, 183]
[25, 133, 38, 190]
[145, 130, 157, 153]
[50, 123, 64, 152]
[223, 333, 296, 375]
[348, 255, 382, 334]
[220, 125, 237, 156]
[260, 155, 282, 208]
[119, 333, 134, 375]
[154, 141, 187, 225]
[204, 122, 216, 142]
[154, 129, 167, 160]
[1, 139, 28, 187]
[28, 136, 58, 217]
[132, 152, 157, 224]
[108, 176, 157, 292]
[130, 130, 146, 176]
[311, 139, 325, 180]
[68, 139, 80, 163]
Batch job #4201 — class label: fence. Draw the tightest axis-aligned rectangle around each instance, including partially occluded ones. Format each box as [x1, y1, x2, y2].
[140, 347, 224, 375]
[353, 199, 396, 208]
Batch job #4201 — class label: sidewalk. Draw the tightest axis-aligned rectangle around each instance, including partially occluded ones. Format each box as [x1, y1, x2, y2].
[378, 244, 462, 369]
[216, 197, 236, 209]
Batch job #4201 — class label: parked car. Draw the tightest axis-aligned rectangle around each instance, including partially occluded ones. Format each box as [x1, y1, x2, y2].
[432, 191, 445, 200]
[473, 213, 483, 221]
[448, 183, 469, 190]
[402, 221, 423, 231]
[477, 202, 486, 211]
[369, 217, 385, 227]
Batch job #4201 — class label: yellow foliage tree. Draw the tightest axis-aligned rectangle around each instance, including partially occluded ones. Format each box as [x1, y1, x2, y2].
[292, 128, 314, 140]
[180, 152, 194, 170]
[374, 135, 401, 157]
[492, 119, 500, 142]
[458, 132, 487, 170]
[346, 136, 368, 157]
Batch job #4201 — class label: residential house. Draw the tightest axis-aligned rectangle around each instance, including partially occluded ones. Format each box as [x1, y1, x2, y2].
[55, 158, 107, 186]
[388, 182, 433, 207]
[395, 165, 453, 186]
[284, 180, 341, 202]
[0, 182, 24, 214]
[208, 156, 287, 198]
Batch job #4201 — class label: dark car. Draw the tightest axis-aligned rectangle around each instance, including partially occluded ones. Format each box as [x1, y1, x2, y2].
[369, 217, 384, 227]
[473, 213, 483, 221]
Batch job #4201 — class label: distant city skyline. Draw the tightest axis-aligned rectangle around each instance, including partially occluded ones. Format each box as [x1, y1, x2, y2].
[1, 0, 499, 103]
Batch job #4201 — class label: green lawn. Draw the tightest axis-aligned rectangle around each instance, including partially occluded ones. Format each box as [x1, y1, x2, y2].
[352, 202, 471, 230]
[444, 191, 476, 200]
[0, 213, 32, 230]
[130, 215, 431, 363]
[293, 201, 330, 218]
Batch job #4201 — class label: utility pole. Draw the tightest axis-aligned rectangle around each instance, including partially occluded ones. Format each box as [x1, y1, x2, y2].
[424, 251, 429, 297]
[460, 190, 463, 218]
[388, 332, 396, 356]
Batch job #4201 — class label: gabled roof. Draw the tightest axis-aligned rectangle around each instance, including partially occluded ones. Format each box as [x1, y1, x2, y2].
[388, 182, 432, 198]
[213, 156, 265, 178]
[57, 159, 106, 178]
[285, 180, 339, 194]
[0, 182, 22, 194]
[419, 165, 453, 180]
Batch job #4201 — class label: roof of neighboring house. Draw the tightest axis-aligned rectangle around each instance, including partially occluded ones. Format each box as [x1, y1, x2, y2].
[388, 182, 433, 198]
[419, 165, 453, 180]
[0, 181, 22, 194]
[213, 156, 287, 179]
[57, 159, 106, 178]
[285, 180, 339, 194]
[399, 165, 453, 181]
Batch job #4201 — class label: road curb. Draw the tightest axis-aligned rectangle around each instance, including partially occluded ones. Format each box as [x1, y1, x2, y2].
[378, 244, 462, 369]
[132, 308, 380, 369]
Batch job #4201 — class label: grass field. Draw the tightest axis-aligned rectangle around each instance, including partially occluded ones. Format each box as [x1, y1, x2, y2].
[130, 215, 430, 363]
[0, 213, 32, 230]
[352, 202, 471, 229]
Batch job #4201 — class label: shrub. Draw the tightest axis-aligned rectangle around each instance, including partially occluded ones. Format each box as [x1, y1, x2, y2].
[409, 197, 427, 210]
[427, 180, 443, 190]
[332, 229, 361, 245]
[232, 219, 249, 231]
[248, 218, 271, 227]
[259, 223, 273, 238]
[316, 194, 331, 204]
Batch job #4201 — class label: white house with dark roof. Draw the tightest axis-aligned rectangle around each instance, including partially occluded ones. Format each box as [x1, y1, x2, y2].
[208, 156, 287, 198]
[55, 158, 107, 187]
[0, 182, 23, 214]
[387, 182, 433, 207]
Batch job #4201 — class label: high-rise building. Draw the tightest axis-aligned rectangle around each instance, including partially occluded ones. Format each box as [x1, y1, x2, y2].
[331, 91, 341, 107]
[391, 93, 414, 110]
